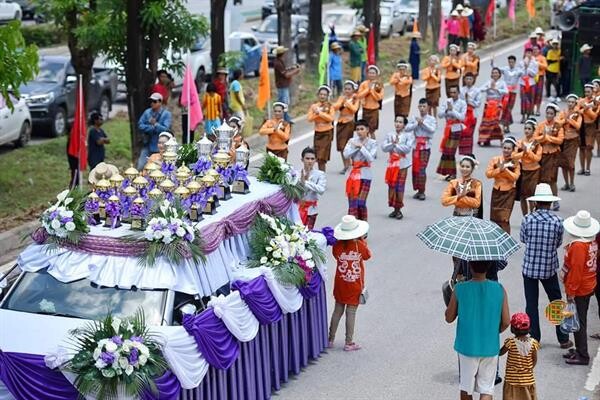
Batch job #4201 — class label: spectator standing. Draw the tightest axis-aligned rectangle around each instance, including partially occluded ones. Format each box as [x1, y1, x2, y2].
[456, 4, 471, 52]
[329, 42, 344, 96]
[229, 69, 247, 122]
[579, 44, 593, 89]
[151, 69, 171, 103]
[202, 83, 223, 138]
[561, 210, 600, 366]
[447, 11, 461, 47]
[357, 25, 369, 81]
[87, 111, 109, 169]
[349, 31, 364, 83]
[520, 183, 572, 348]
[445, 260, 510, 400]
[273, 46, 301, 122]
[137, 92, 172, 169]
[409, 31, 421, 80]
[545, 39, 562, 99]
[213, 68, 229, 120]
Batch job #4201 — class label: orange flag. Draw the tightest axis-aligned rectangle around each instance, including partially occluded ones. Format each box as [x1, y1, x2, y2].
[413, 18, 419, 34]
[526, 0, 536, 18]
[256, 45, 271, 110]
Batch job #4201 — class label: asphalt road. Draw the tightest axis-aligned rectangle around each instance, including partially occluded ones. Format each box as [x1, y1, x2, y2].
[247, 39, 600, 399]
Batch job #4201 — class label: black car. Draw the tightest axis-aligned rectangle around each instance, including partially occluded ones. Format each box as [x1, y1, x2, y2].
[13, 0, 35, 19]
[19, 56, 118, 137]
[261, 0, 310, 20]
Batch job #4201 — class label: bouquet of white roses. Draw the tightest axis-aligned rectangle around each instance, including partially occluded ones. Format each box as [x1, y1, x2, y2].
[248, 213, 324, 286]
[257, 152, 304, 200]
[40, 189, 89, 244]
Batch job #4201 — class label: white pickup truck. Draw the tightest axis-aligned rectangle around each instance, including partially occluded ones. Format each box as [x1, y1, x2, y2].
[0, 0, 21, 22]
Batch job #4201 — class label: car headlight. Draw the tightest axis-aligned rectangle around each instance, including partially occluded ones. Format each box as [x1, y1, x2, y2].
[26, 92, 54, 105]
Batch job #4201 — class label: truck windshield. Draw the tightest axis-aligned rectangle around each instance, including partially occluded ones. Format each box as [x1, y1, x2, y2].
[35, 61, 65, 83]
[1, 271, 166, 325]
[258, 16, 277, 33]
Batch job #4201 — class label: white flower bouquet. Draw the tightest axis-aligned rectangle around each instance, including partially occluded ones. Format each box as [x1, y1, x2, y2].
[257, 152, 304, 200]
[40, 189, 89, 244]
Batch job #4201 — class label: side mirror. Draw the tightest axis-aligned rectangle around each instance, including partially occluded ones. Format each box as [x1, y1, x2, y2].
[65, 75, 77, 85]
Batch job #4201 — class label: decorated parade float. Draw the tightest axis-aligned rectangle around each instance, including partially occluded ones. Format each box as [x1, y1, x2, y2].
[0, 123, 334, 400]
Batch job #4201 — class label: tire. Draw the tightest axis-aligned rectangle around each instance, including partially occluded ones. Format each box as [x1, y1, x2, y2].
[51, 107, 67, 137]
[14, 11, 21, 21]
[400, 22, 406, 36]
[98, 94, 111, 121]
[254, 69, 260, 77]
[14, 121, 31, 148]
[195, 67, 206, 90]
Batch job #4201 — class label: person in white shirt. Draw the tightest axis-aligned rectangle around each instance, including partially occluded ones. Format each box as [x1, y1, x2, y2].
[436, 85, 467, 180]
[478, 67, 509, 146]
[459, 72, 482, 155]
[496, 55, 522, 133]
[298, 147, 327, 230]
[518, 48, 539, 123]
[382, 116, 415, 219]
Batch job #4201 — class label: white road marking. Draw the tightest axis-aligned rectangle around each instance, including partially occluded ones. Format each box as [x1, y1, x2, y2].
[249, 40, 525, 164]
[585, 345, 600, 391]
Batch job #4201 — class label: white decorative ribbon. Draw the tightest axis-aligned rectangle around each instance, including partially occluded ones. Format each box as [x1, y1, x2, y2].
[208, 291, 259, 342]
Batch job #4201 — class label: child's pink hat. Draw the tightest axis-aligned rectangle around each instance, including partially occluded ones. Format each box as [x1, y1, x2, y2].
[511, 313, 530, 330]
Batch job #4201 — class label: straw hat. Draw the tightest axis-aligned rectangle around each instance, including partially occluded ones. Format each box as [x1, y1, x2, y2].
[357, 24, 369, 33]
[89, 162, 119, 185]
[527, 183, 561, 203]
[455, 4, 464, 11]
[529, 32, 537, 39]
[216, 67, 229, 75]
[351, 29, 363, 37]
[551, 38, 560, 44]
[334, 215, 369, 240]
[580, 44, 593, 53]
[331, 42, 342, 50]
[462, 7, 473, 16]
[409, 31, 422, 39]
[272, 46, 289, 56]
[564, 210, 600, 238]
[534, 27, 545, 35]
[451, 10, 459, 16]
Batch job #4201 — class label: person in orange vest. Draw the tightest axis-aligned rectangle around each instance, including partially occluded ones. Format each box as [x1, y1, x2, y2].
[577, 84, 598, 176]
[357, 65, 385, 138]
[389, 61, 413, 118]
[533, 103, 564, 208]
[308, 85, 336, 172]
[512, 119, 543, 216]
[532, 45, 547, 117]
[422, 55, 442, 117]
[333, 80, 360, 174]
[461, 42, 480, 82]
[441, 44, 463, 97]
[558, 94, 582, 192]
[259, 102, 291, 161]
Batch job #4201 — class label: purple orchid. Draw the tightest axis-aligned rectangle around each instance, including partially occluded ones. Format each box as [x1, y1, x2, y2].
[100, 352, 115, 365]
[128, 347, 139, 365]
[111, 335, 123, 345]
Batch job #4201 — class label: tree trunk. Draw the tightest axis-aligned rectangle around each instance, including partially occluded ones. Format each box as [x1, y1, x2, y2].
[210, 0, 227, 72]
[277, 0, 293, 66]
[306, 0, 323, 73]
[418, 0, 429, 40]
[125, 0, 153, 163]
[65, 7, 95, 113]
[363, 0, 381, 60]
[430, 0, 442, 52]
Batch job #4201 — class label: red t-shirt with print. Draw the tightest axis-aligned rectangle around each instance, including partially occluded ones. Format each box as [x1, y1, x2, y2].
[332, 239, 372, 306]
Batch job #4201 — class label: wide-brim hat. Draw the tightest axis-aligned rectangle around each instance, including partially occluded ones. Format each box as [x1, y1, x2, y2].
[580, 44, 593, 53]
[564, 210, 600, 238]
[216, 67, 229, 75]
[357, 24, 369, 33]
[89, 162, 119, 185]
[451, 10, 459, 16]
[529, 32, 538, 39]
[527, 183, 561, 202]
[455, 4, 464, 11]
[331, 42, 342, 50]
[334, 215, 369, 240]
[351, 29, 363, 37]
[272, 46, 289, 56]
[462, 7, 473, 16]
[535, 27, 545, 35]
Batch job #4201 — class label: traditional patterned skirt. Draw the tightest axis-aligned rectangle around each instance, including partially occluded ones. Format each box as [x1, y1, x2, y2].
[386, 167, 408, 208]
[412, 147, 430, 192]
[445, 78, 460, 97]
[519, 169, 540, 216]
[362, 108, 379, 135]
[437, 125, 461, 177]
[425, 87, 440, 108]
[500, 92, 517, 125]
[268, 147, 288, 161]
[520, 85, 534, 115]
[313, 129, 333, 162]
[583, 122, 597, 148]
[533, 75, 545, 106]
[540, 152, 559, 185]
[298, 200, 317, 230]
[336, 121, 355, 152]
[394, 94, 411, 117]
[459, 106, 476, 155]
[560, 138, 579, 169]
[478, 99, 503, 145]
[490, 187, 516, 234]
[348, 179, 371, 221]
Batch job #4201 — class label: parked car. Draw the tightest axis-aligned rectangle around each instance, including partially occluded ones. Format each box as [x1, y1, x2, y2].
[322, 9, 361, 46]
[252, 15, 309, 64]
[229, 31, 262, 77]
[261, 0, 309, 20]
[19, 56, 118, 137]
[13, 0, 34, 19]
[380, 1, 408, 37]
[398, 0, 419, 31]
[0, 0, 21, 22]
[0, 94, 31, 147]
[162, 35, 212, 89]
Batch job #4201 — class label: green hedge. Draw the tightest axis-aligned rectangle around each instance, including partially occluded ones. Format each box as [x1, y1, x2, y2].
[21, 23, 66, 48]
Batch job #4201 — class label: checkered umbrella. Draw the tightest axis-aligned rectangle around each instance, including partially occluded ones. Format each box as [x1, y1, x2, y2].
[417, 216, 520, 261]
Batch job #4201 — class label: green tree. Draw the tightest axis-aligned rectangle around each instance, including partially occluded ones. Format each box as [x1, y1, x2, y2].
[0, 21, 39, 110]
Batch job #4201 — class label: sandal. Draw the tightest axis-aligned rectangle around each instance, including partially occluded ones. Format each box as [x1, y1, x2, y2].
[388, 210, 398, 218]
[343, 342, 362, 352]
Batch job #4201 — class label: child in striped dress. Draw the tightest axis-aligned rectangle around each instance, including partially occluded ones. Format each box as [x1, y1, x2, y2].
[500, 313, 539, 400]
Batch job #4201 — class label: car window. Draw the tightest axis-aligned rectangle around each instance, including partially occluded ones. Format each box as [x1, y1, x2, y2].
[190, 36, 207, 52]
[324, 13, 355, 26]
[258, 16, 278, 33]
[34, 61, 66, 83]
[380, 6, 392, 15]
[1, 271, 166, 326]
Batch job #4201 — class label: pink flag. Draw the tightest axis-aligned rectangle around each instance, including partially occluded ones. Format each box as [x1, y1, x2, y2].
[438, 13, 447, 52]
[508, 0, 516, 21]
[180, 63, 203, 132]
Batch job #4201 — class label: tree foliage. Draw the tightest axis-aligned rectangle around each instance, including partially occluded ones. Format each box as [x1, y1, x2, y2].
[0, 21, 39, 110]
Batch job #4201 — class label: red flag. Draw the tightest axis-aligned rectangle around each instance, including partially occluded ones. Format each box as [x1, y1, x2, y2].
[367, 23, 376, 65]
[67, 78, 87, 171]
[485, 0, 495, 25]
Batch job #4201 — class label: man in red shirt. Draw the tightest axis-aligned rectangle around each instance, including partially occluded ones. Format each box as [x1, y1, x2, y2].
[151, 70, 171, 103]
[561, 210, 600, 365]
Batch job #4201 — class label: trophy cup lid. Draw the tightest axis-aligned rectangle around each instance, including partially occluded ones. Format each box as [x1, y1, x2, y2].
[186, 180, 202, 193]
[122, 186, 137, 197]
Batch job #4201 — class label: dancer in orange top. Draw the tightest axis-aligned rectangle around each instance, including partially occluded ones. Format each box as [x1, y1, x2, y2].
[333, 80, 360, 174]
[577, 84, 598, 176]
[441, 44, 463, 97]
[389, 61, 413, 118]
[461, 42, 480, 82]
[308, 85, 336, 171]
[512, 120, 543, 216]
[534, 103, 564, 205]
[357, 65, 385, 138]
[422, 55, 442, 116]
[259, 102, 291, 160]
[532, 45, 547, 117]
[441, 154, 482, 217]
[558, 94, 582, 192]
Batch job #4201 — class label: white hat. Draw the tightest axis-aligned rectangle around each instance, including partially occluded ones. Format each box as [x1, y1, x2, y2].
[455, 4, 464, 11]
[334, 215, 369, 240]
[527, 183, 561, 203]
[551, 38, 560, 44]
[451, 10, 459, 16]
[534, 27, 545, 35]
[580, 44, 593, 53]
[564, 210, 600, 238]
[149, 92, 163, 102]
[462, 7, 473, 16]
[529, 32, 538, 39]
[159, 131, 173, 140]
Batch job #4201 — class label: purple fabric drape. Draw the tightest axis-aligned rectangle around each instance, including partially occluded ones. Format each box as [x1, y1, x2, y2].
[0, 350, 79, 400]
[183, 309, 240, 370]
[141, 370, 181, 400]
[298, 271, 323, 299]
[201, 191, 292, 253]
[231, 276, 283, 325]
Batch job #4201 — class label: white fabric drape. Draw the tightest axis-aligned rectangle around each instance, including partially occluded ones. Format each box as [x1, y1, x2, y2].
[256, 267, 303, 314]
[208, 291, 259, 342]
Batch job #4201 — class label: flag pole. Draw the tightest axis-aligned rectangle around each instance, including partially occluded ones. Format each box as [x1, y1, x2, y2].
[186, 52, 191, 144]
[493, 2, 497, 39]
[78, 74, 84, 189]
